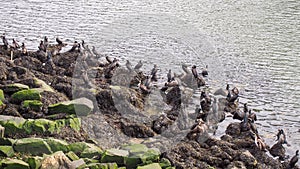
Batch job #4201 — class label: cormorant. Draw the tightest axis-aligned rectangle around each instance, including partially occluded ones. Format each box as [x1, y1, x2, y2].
[192, 65, 198, 78]
[134, 60, 143, 70]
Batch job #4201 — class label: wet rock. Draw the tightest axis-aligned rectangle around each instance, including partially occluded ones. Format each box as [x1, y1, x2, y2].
[48, 97, 94, 116]
[1, 83, 29, 94]
[239, 150, 257, 167]
[40, 151, 72, 169]
[120, 119, 155, 138]
[11, 89, 41, 104]
[137, 163, 162, 169]
[225, 122, 241, 137]
[27, 156, 42, 169]
[0, 145, 14, 157]
[0, 158, 30, 169]
[13, 138, 52, 156]
[101, 148, 129, 165]
[44, 138, 69, 153]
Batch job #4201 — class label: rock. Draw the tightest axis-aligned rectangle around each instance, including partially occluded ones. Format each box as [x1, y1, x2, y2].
[0, 145, 14, 157]
[137, 163, 162, 169]
[0, 89, 4, 101]
[0, 137, 15, 146]
[86, 162, 118, 169]
[66, 151, 80, 161]
[1, 83, 29, 94]
[239, 150, 257, 167]
[140, 148, 160, 164]
[159, 158, 172, 168]
[33, 77, 55, 92]
[22, 100, 43, 111]
[11, 89, 41, 104]
[101, 148, 129, 165]
[225, 122, 241, 137]
[70, 159, 86, 169]
[0, 115, 26, 136]
[68, 142, 89, 154]
[122, 144, 148, 155]
[65, 117, 81, 131]
[0, 158, 30, 169]
[27, 156, 42, 169]
[226, 161, 246, 169]
[213, 88, 227, 96]
[48, 97, 94, 116]
[0, 125, 4, 138]
[13, 138, 52, 156]
[80, 143, 103, 159]
[40, 151, 72, 169]
[44, 138, 69, 153]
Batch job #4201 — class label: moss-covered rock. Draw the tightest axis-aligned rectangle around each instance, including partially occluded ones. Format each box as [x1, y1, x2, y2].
[0, 158, 30, 169]
[22, 100, 43, 111]
[27, 156, 42, 169]
[0, 89, 4, 101]
[44, 138, 69, 153]
[0, 145, 14, 157]
[65, 117, 81, 131]
[34, 78, 55, 92]
[1, 119, 25, 136]
[11, 89, 41, 103]
[13, 138, 52, 156]
[101, 149, 129, 166]
[159, 158, 172, 169]
[66, 151, 80, 161]
[0, 125, 4, 138]
[86, 162, 118, 169]
[48, 97, 94, 116]
[2, 83, 29, 94]
[140, 148, 160, 164]
[137, 163, 162, 169]
[68, 142, 89, 154]
[0, 137, 15, 146]
[122, 144, 148, 155]
[80, 143, 103, 159]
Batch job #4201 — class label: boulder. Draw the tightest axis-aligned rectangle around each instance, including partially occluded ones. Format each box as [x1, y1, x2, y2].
[80, 143, 103, 158]
[34, 78, 55, 92]
[40, 151, 72, 169]
[0, 89, 4, 101]
[0, 125, 4, 138]
[44, 138, 69, 153]
[0, 145, 14, 157]
[66, 151, 80, 161]
[159, 158, 172, 169]
[68, 142, 89, 154]
[0, 158, 30, 169]
[48, 97, 93, 116]
[0, 115, 26, 136]
[70, 159, 86, 169]
[101, 148, 129, 166]
[22, 100, 43, 111]
[122, 144, 148, 155]
[137, 163, 162, 169]
[11, 89, 41, 103]
[1, 83, 29, 94]
[27, 156, 42, 169]
[0, 137, 15, 146]
[239, 150, 257, 167]
[13, 138, 52, 156]
[65, 117, 81, 131]
[86, 162, 118, 169]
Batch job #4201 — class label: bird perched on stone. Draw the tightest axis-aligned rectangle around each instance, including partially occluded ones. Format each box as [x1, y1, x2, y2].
[167, 69, 172, 82]
[38, 40, 46, 52]
[289, 150, 299, 168]
[126, 60, 133, 72]
[191, 65, 198, 78]
[69, 41, 79, 52]
[201, 65, 208, 77]
[150, 64, 158, 82]
[2, 35, 9, 49]
[250, 132, 267, 151]
[44, 36, 49, 48]
[134, 60, 143, 70]
[21, 43, 28, 56]
[11, 39, 20, 49]
[92, 46, 100, 57]
[56, 37, 63, 45]
[270, 129, 288, 160]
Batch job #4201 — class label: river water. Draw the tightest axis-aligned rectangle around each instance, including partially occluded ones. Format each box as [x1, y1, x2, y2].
[1, 0, 299, 161]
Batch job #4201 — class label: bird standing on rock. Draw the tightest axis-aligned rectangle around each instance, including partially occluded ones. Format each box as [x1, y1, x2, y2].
[38, 40, 46, 52]
[201, 65, 208, 77]
[11, 39, 20, 49]
[2, 35, 9, 49]
[44, 36, 49, 48]
[289, 150, 299, 168]
[56, 37, 63, 45]
[126, 60, 133, 72]
[134, 60, 143, 70]
[270, 129, 288, 160]
[21, 43, 28, 56]
[192, 65, 198, 78]
[151, 64, 158, 82]
[167, 69, 172, 82]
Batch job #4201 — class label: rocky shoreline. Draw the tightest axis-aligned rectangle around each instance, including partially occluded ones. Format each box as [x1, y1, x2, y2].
[0, 38, 298, 169]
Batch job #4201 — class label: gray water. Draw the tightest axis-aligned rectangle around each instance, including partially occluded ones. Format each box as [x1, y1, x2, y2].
[1, 0, 299, 161]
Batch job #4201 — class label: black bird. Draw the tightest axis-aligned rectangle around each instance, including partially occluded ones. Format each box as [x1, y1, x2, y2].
[56, 37, 63, 45]
[201, 65, 208, 77]
[2, 36, 9, 49]
[105, 55, 113, 64]
[69, 41, 79, 52]
[126, 60, 133, 72]
[11, 39, 20, 49]
[167, 69, 172, 82]
[92, 46, 100, 56]
[21, 43, 27, 56]
[241, 108, 249, 131]
[134, 60, 143, 70]
[144, 75, 151, 89]
[226, 84, 230, 91]
[151, 64, 158, 81]
[38, 40, 46, 52]
[44, 36, 49, 48]
[289, 150, 299, 168]
[192, 65, 198, 78]
[81, 40, 86, 49]
[248, 109, 257, 122]
[243, 103, 249, 114]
